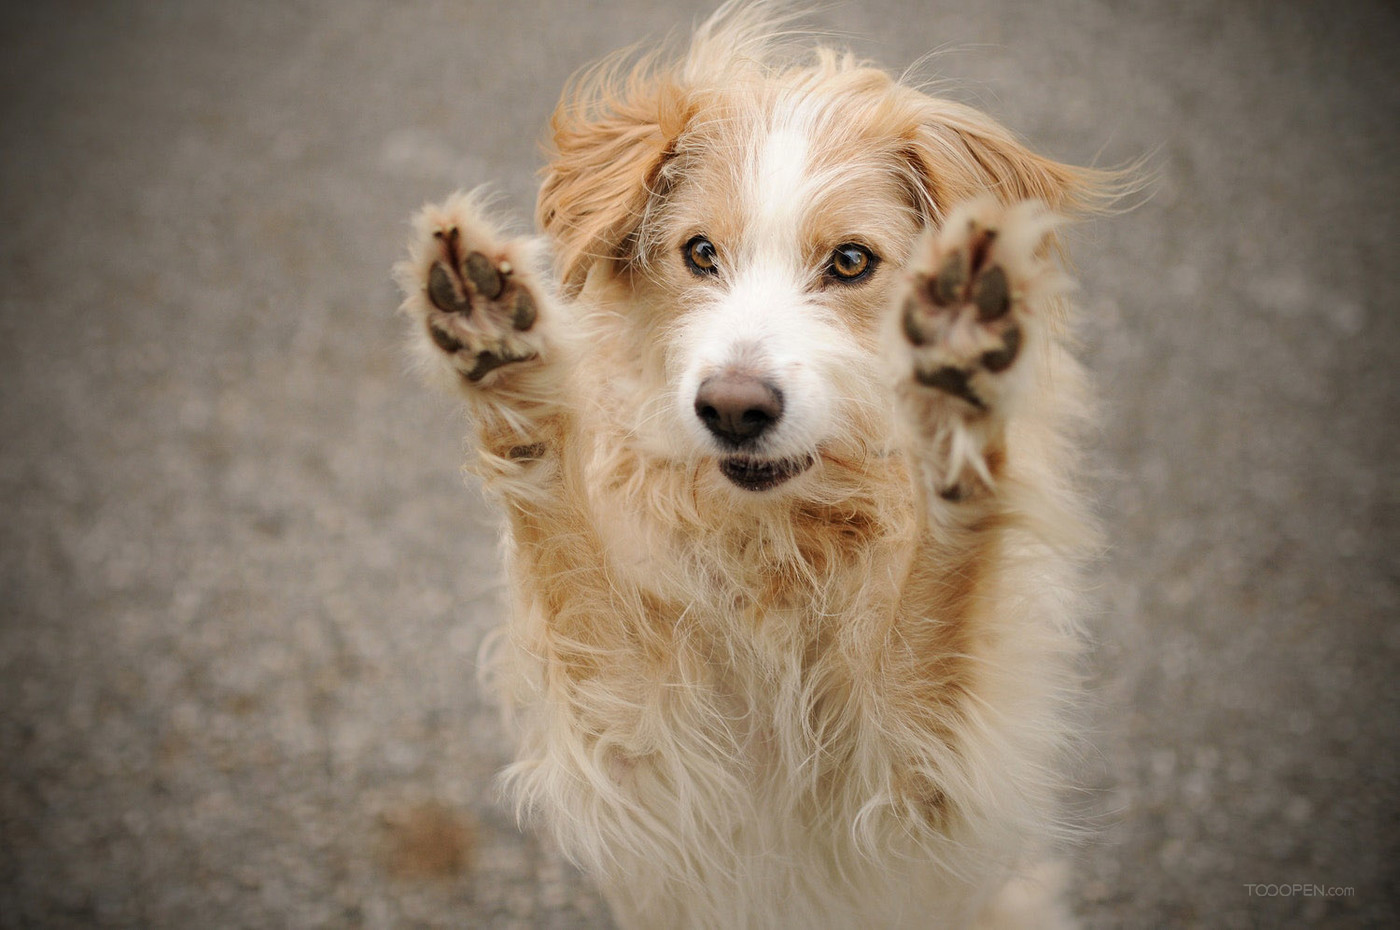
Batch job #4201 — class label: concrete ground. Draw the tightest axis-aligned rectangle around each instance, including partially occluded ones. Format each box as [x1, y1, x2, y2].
[1, 1, 1395, 927]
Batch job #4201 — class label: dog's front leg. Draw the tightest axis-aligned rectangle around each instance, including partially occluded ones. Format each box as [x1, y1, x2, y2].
[395, 191, 567, 475]
[888, 197, 1072, 518]
[881, 198, 1086, 929]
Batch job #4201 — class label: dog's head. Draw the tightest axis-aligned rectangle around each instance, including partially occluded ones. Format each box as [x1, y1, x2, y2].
[538, 7, 1108, 498]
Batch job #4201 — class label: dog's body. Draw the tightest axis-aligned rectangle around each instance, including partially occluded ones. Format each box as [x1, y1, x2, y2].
[397, 6, 1119, 927]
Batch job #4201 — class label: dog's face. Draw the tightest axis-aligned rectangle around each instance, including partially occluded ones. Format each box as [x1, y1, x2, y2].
[539, 47, 1088, 497]
[637, 99, 926, 493]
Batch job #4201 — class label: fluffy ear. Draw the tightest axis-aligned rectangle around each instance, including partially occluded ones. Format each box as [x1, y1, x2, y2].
[536, 54, 692, 296]
[904, 98, 1119, 220]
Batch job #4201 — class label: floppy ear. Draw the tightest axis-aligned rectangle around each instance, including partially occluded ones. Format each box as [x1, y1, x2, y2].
[536, 55, 692, 297]
[904, 98, 1116, 220]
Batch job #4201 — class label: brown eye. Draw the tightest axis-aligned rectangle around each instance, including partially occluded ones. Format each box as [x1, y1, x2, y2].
[828, 244, 875, 282]
[684, 236, 719, 276]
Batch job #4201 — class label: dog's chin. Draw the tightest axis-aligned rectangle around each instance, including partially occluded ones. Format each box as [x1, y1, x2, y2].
[718, 454, 815, 493]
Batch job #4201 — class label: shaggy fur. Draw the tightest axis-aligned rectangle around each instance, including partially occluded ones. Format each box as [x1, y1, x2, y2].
[395, 4, 1126, 927]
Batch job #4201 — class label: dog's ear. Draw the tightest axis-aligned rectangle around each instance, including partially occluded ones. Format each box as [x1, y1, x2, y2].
[537, 55, 692, 297]
[903, 99, 1115, 220]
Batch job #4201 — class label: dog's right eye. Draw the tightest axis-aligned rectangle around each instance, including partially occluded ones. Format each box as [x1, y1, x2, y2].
[683, 236, 719, 277]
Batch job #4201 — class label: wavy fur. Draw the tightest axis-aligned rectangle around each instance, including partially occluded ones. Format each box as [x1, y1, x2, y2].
[397, 3, 1130, 927]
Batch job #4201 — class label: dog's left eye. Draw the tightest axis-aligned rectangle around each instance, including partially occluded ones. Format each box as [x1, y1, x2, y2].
[684, 236, 720, 277]
[827, 244, 876, 283]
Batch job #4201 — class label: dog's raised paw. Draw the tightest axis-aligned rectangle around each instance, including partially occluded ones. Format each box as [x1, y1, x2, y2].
[899, 209, 1037, 412]
[421, 225, 539, 382]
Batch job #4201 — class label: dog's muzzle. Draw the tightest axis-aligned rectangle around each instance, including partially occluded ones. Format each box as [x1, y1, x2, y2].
[694, 372, 814, 490]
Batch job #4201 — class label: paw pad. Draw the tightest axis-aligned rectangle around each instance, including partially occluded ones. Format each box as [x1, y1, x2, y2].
[915, 365, 983, 409]
[428, 262, 470, 314]
[462, 251, 504, 301]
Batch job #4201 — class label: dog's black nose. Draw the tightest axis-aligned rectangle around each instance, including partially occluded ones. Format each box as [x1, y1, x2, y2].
[694, 375, 784, 446]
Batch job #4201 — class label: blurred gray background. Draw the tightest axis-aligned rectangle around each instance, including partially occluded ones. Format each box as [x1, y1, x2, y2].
[1, 1, 1395, 927]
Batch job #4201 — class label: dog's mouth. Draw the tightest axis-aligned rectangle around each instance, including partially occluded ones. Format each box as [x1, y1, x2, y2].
[718, 454, 815, 492]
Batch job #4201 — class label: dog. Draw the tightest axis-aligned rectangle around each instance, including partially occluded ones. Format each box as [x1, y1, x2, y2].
[395, 4, 1123, 926]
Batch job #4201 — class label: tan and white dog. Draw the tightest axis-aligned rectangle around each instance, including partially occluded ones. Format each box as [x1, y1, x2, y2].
[396, 4, 1124, 927]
